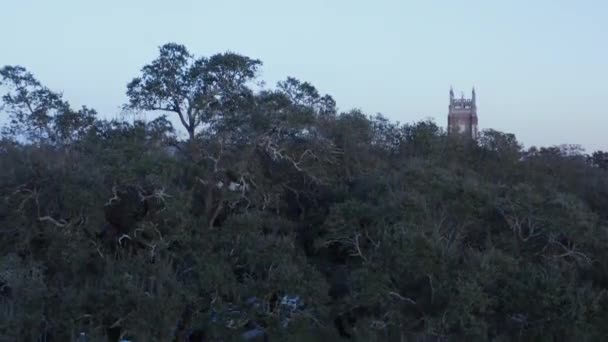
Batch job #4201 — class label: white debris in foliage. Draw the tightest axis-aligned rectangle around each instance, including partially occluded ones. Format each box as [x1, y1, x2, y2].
[216, 181, 247, 192]
[280, 294, 303, 311]
[228, 181, 241, 191]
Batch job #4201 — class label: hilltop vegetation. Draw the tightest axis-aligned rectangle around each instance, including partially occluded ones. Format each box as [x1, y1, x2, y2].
[1, 43, 608, 341]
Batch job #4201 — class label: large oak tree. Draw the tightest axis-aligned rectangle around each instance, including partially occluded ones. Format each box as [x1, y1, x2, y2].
[125, 43, 261, 141]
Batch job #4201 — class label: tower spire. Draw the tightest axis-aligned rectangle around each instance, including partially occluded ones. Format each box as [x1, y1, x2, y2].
[472, 87, 476, 104]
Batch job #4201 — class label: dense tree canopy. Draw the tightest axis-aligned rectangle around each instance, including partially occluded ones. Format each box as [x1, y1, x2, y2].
[1, 43, 608, 341]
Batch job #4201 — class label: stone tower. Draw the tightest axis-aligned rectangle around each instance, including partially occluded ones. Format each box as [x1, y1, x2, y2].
[447, 87, 478, 139]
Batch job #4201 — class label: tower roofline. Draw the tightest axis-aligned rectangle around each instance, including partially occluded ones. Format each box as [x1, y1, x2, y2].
[449, 87, 475, 97]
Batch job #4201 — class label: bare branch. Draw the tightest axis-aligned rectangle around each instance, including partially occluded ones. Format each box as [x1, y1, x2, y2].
[497, 203, 542, 242]
[351, 233, 368, 262]
[38, 216, 68, 227]
[548, 236, 591, 263]
[16, 188, 37, 212]
[389, 291, 417, 304]
[172, 100, 192, 133]
[139, 187, 172, 204]
[14, 187, 72, 228]
[202, 139, 225, 173]
[321, 233, 369, 263]
[364, 230, 381, 249]
[88, 239, 104, 258]
[133, 227, 145, 238]
[118, 234, 132, 245]
[427, 274, 435, 304]
[154, 227, 164, 241]
[208, 201, 224, 230]
[105, 186, 120, 206]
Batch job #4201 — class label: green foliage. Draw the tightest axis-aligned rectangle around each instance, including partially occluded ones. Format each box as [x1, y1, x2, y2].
[1, 49, 608, 341]
[0, 65, 96, 145]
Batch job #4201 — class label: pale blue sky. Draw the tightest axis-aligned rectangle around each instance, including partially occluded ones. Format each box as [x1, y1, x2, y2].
[1, 0, 607, 151]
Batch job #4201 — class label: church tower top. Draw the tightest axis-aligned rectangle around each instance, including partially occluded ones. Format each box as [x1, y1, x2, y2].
[449, 87, 476, 110]
[447, 87, 478, 139]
